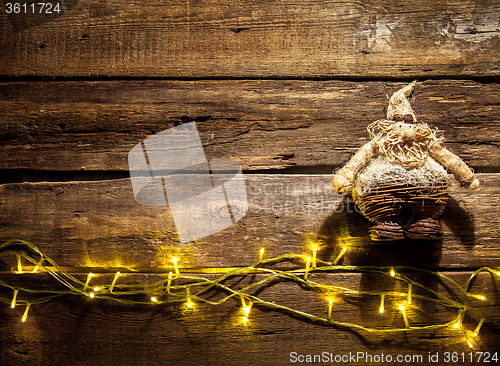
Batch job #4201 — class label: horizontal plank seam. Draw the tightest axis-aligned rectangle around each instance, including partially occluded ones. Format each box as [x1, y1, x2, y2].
[1, 75, 500, 83]
[2, 168, 500, 184]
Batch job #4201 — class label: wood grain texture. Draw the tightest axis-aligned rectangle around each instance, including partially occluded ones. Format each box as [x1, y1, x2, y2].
[0, 271, 498, 366]
[1, 79, 499, 172]
[1, 0, 499, 78]
[1, 174, 498, 270]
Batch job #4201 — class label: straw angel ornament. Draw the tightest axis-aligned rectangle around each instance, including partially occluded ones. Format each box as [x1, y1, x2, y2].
[333, 81, 479, 240]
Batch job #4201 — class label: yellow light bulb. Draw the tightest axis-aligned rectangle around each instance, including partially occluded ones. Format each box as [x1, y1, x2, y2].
[312, 245, 317, 268]
[243, 301, 253, 316]
[390, 268, 395, 277]
[477, 295, 485, 301]
[304, 257, 311, 280]
[454, 322, 460, 329]
[473, 318, 485, 338]
[333, 247, 347, 265]
[166, 272, 173, 293]
[93, 287, 99, 292]
[89, 293, 95, 298]
[379, 294, 385, 314]
[259, 247, 265, 261]
[83, 273, 94, 292]
[11, 289, 18, 309]
[109, 272, 121, 292]
[172, 257, 180, 276]
[328, 299, 334, 320]
[32, 258, 44, 273]
[187, 301, 193, 308]
[16, 254, 23, 274]
[243, 316, 248, 322]
[151, 297, 157, 302]
[21, 303, 30, 322]
[399, 303, 410, 328]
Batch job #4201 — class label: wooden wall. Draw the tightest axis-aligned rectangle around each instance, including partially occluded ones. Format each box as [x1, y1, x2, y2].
[1, 1, 499, 365]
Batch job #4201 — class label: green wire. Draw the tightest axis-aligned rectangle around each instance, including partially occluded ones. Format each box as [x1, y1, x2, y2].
[1, 239, 499, 347]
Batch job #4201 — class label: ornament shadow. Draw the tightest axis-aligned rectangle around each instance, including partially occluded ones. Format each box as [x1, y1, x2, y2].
[312, 195, 473, 347]
[440, 196, 477, 249]
[316, 195, 444, 268]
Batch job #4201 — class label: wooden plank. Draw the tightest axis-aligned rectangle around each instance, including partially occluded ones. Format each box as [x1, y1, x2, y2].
[1, 80, 499, 172]
[0, 271, 498, 365]
[0, 0, 499, 78]
[1, 174, 498, 270]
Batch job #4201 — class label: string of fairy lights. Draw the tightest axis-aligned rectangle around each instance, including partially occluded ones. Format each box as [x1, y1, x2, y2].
[1, 239, 499, 350]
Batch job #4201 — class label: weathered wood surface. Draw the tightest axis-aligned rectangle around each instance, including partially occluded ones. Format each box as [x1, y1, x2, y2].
[1, 80, 499, 173]
[1, 0, 499, 78]
[0, 271, 499, 366]
[1, 174, 498, 270]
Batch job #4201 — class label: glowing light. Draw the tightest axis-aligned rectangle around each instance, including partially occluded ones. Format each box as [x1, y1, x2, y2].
[333, 247, 347, 265]
[304, 257, 311, 281]
[21, 303, 30, 322]
[473, 318, 485, 338]
[312, 245, 317, 268]
[4, 240, 500, 340]
[399, 303, 410, 328]
[32, 258, 44, 273]
[16, 254, 22, 274]
[185, 287, 193, 308]
[11, 289, 18, 309]
[259, 248, 265, 262]
[468, 294, 486, 301]
[166, 272, 173, 293]
[244, 302, 253, 316]
[239, 293, 246, 307]
[109, 272, 121, 292]
[83, 273, 94, 292]
[172, 257, 180, 277]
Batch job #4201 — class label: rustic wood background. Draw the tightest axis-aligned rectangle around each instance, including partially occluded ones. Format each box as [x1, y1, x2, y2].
[1, 1, 499, 365]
